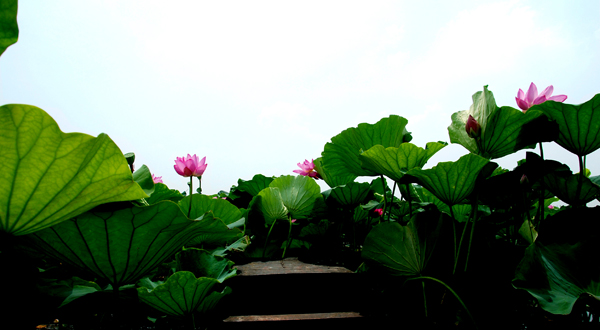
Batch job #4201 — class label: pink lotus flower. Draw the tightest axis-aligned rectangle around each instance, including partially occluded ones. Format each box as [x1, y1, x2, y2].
[515, 82, 567, 112]
[293, 159, 321, 179]
[548, 205, 554, 210]
[174, 154, 207, 177]
[152, 174, 163, 184]
[291, 219, 297, 223]
[374, 208, 383, 217]
[465, 115, 481, 139]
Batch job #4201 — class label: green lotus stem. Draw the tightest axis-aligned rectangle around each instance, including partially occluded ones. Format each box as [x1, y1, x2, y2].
[262, 219, 278, 259]
[188, 177, 193, 218]
[387, 181, 397, 222]
[464, 200, 479, 272]
[577, 155, 584, 202]
[539, 142, 544, 159]
[537, 143, 545, 227]
[282, 216, 293, 259]
[405, 183, 413, 220]
[197, 176, 202, 194]
[407, 276, 478, 329]
[190, 313, 196, 330]
[449, 205, 458, 262]
[422, 280, 428, 318]
[380, 175, 387, 215]
[453, 210, 470, 274]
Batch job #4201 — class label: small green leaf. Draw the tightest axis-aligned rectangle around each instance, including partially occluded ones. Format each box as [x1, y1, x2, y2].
[253, 187, 288, 224]
[543, 173, 600, 206]
[235, 174, 274, 196]
[269, 175, 321, 219]
[403, 153, 490, 206]
[313, 157, 355, 188]
[0, 0, 18, 57]
[132, 165, 155, 196]
[0, 105, 148, 236]
[146, 183, 184, 205]
[362, 210, 443, 277]
[137, 272, 228, 316]
[329, 181, 371, 206]
[359, 142, 446, 182]
[176, 248, 237, 283]
[179, 194, 242, 225]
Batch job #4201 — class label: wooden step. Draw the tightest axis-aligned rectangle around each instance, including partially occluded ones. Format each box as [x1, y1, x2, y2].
[217, 312, 368, 330]
[214, 258, 366, 328]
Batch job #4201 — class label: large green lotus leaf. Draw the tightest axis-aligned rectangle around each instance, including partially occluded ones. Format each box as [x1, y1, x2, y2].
[321, 115, 412, 181]
[269, 175, 321, 219]
[253, 187, 288, 224]
[146, 183, 184, 205]
[513, 207, 600, 314]
[137, 271, 228, 316]
[362, 210, 443, 276]
[0, 0, 18, 57]
[533, 94, 600, 156]
[0, 104, 148, 236]
[329, 181, 371, 206]
[27, 201, 235, 287]
[359, 142, 446, 182]
[132, 164, 155, 196]
[402, 153, 489, 206]
[313, 157, 356, 188]
[179, 194, 242, 225]
[176, 248, 237, 283]
[236, 174, 274, 196]
[543, 173, 600, 206]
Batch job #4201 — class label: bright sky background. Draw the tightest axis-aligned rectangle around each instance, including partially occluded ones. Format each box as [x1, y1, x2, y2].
[1, 0, 599, 195]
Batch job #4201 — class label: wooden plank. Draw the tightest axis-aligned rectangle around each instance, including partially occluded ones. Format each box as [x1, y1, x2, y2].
[223, 312, 363, 322]
[235, 258, 353, 276]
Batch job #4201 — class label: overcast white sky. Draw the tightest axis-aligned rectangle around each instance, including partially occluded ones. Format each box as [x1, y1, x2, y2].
[1, 0, 599, 194]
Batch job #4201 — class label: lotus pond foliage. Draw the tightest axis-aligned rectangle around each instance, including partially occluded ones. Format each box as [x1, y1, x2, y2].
[2, 2, 600, 329]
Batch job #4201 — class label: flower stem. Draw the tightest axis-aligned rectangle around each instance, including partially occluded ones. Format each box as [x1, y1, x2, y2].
[380, 175, 387, 215]
[387, 181, 397, 222]
[449, 205, 458, 263]
[262, 220, 277, 259]
[188, 177, 193, 218]
[464, 196, 479, 272]
[407, 276, 478, 329]
[422, 280, 428, 318]
[282, 216, 293, 259]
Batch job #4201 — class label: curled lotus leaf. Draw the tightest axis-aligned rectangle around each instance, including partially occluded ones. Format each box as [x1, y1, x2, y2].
[449, 86, 558, 159]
